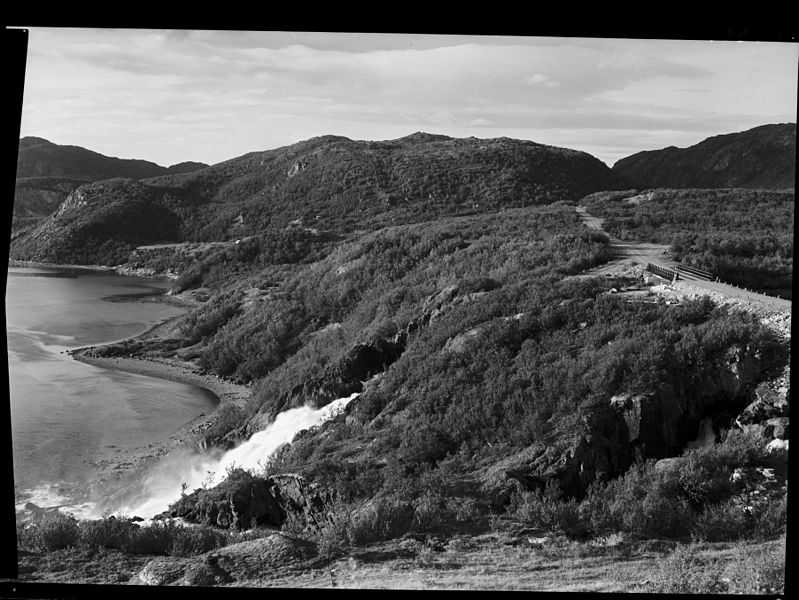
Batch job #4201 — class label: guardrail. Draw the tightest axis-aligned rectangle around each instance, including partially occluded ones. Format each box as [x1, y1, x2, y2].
[675, 264, 713, 280]
[646, 263, 680, 281]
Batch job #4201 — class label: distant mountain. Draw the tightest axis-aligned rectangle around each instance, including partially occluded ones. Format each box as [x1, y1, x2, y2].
[17, 137, 175, 180]
[11, 138, 208, 225]
[612, 123, 796, 190]
[167, 161, 211, 174]
[10, 133, 627, 265]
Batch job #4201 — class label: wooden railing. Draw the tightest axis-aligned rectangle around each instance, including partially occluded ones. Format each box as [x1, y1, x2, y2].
[646, 263, 680, 281]
[675, 264, 713, 280]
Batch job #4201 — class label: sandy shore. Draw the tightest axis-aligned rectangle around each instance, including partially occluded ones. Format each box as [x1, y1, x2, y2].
[8, 259, 179, 280]
[67, 340, 252, 486]
[71, 351, 250, 409]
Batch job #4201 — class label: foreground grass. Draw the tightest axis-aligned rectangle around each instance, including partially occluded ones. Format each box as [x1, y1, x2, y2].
[232, 531, 786, 592]
[10, 521, 785, 592]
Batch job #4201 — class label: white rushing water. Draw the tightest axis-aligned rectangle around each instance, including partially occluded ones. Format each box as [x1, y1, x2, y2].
[84, 392, 359, 520]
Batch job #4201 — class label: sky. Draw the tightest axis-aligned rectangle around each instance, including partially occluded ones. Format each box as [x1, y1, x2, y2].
[14, 28, 799, 168]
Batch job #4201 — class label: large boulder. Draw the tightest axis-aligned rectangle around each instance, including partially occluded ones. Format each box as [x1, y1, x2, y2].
[131, 533, 317, 586]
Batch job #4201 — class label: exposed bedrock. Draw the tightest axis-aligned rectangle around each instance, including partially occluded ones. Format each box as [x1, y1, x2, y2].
[272, 335, 407, 417]
[162, 472, 335, 533]
[506, 342, 783, 498]
[162, 471, 285, 529]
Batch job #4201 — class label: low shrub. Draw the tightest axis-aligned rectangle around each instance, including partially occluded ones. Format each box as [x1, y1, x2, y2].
[79, 516, 229, 556]
[121, 520, 179, 555]
[725, 538, 785, 594]
[446, 495, 485, 522]
[168, 524, 227, 557]
[79, 516, 138, 549]
[16, 521, 40, 552]
[689, 500, 753, 542]
[509, 483, 565, 531]
[753, 493, 788, 539]
[348, 497, 415, 545]
[510, 482, 592, 536]
[29, 513, 80, 551]
[647, 544, 727, 594]
[412, 491, 445, 532]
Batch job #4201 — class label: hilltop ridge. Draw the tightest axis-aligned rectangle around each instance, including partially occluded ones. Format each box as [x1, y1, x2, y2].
[10, 132, 627, 265]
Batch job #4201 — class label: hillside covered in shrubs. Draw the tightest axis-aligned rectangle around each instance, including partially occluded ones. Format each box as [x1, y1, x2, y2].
[9, 133, 626, 265]
[10, 129, 790, 590]
[77, 200, 789, 555]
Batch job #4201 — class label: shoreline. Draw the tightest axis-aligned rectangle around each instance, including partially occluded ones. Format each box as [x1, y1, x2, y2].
[8, 259, 179, 280]
[70, 350, 250, 410]
[68, 349, 252, 489]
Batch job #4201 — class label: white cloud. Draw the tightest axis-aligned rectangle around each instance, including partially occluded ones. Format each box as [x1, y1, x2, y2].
[17, 29, 798, 166]
[523, 74, 559, 88]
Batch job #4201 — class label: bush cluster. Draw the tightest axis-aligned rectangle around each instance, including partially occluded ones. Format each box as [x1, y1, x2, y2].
[646, 538, 785, 594]
[505, 429, 786, 541]
[16, 514, 228, 557]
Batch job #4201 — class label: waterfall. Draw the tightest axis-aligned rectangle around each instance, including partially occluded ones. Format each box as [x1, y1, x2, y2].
[72, 393, 358, 520]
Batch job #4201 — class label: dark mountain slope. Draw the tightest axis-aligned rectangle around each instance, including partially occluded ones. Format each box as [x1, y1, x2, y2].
[11, 138, 209, 229]
[612, 123, 796, 189]
[12, 176, 88, 218]
[10, 133, 627, 265]
[12, 178, 183, 265]
[167, 161, 210, 174]
[17, 137, 177, 180]
[14, 138, 210, 180]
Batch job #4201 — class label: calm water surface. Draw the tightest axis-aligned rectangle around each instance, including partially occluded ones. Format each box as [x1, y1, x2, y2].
[5, 266, 217, 509]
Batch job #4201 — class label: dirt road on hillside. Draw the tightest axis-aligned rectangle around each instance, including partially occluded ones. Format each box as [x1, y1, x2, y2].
[575, 206, 792, 314]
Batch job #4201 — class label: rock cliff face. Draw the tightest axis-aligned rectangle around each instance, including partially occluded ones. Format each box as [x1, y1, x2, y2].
[266, 336, 407, 420]
[505, 340, 779, 497]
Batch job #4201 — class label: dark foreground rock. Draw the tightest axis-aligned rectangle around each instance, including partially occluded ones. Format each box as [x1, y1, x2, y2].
[163, 471, 335, 533]
[163, 469, 284, 529]
[131, 533, 317, 586]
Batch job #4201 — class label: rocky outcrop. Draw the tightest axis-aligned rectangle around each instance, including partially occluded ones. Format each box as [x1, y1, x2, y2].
[505, 407, 632, 497]
[163, 471, 336, 533]
[506, 341, 778, 498]
[271, 335, 407, 418]
[727, 465, 788, 515]
[269, 473, 338, 533]
[163, 470, 285, 529]
[736, 372, 789, 427]
[131, 534, 317, 586]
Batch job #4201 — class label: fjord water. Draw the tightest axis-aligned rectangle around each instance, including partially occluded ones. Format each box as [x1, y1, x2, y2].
[5, 266, 217, 513]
